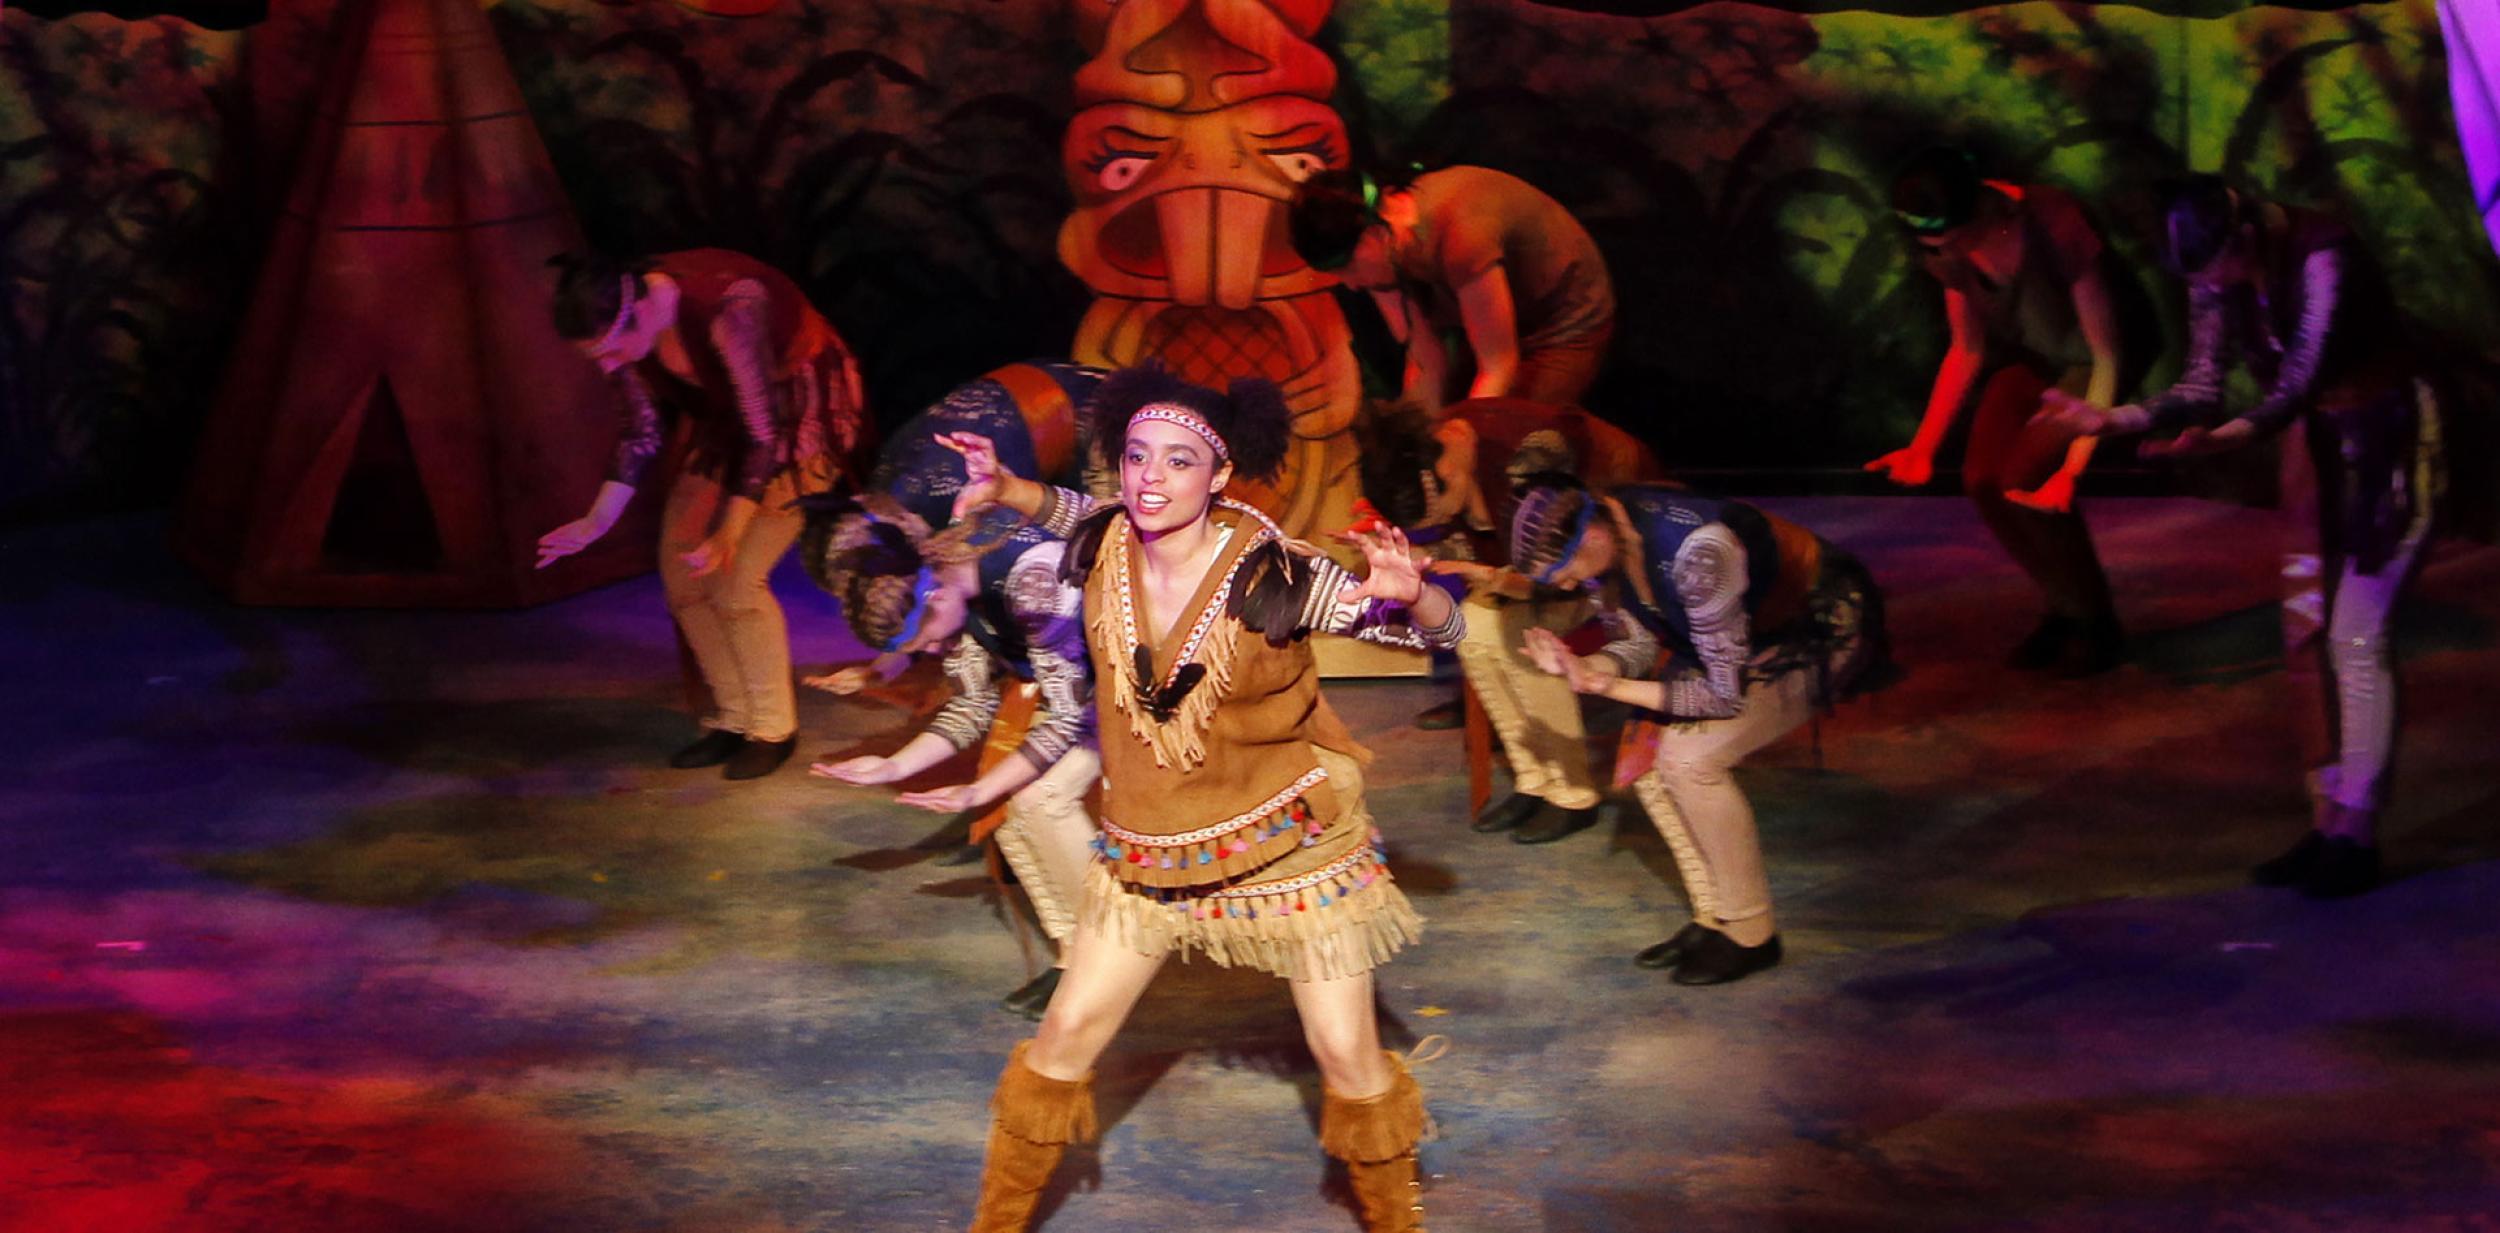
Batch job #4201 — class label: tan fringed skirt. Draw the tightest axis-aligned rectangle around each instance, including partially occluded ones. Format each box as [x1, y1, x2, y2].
[1080, 747, 1423, 982]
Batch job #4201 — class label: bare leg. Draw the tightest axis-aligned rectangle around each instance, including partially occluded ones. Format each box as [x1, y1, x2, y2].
[1298, 965, 1427, 1233]
[1290, 967, 1393, 1098]
[1024, 911, 1172, 1081]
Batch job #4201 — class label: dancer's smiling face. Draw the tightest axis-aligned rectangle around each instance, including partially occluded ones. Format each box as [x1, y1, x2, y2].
[1120, 415, 1230, 535]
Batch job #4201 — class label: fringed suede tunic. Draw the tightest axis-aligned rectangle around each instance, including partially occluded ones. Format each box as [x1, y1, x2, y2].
[1034, 487, 1465, 981]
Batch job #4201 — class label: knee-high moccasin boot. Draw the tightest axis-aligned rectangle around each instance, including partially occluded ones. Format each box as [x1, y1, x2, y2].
[1320, 1052, 1428, 1233]
[968, 1041, 1096, 1233]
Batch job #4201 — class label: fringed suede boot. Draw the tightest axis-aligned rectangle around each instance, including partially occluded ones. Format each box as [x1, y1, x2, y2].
[1320, 1051, 1428, 1233]
[968, 1041, 1095, 1233]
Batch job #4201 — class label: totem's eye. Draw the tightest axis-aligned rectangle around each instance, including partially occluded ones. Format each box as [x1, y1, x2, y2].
[1256, 131, 1340, 183]
[1082, 132, 1162, 193]
[1096, 155, 1152, 192]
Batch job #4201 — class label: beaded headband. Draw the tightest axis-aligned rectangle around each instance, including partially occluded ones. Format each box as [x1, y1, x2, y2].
[1131, 402, 1230, 463]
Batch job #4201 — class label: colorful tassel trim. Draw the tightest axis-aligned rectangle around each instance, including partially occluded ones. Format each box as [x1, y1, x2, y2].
[1094, 769, 1332, 888]
[1078, 835, 1421, 983]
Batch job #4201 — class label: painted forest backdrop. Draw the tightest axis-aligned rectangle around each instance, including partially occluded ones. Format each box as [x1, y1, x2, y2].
[1, 0, 2490, 522]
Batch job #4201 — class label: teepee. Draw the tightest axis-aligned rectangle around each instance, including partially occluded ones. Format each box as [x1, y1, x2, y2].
[181, 0, 647, 606]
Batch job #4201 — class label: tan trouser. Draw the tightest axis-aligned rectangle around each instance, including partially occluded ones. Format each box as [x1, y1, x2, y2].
[1628, 665, 1819, 947]
[993, 745, 1102, 963]
[658, 466, 808, 742]
[1458, 592, 1599, 809]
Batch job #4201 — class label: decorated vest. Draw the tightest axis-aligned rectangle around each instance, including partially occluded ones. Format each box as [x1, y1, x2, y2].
[1613, 484, 1823, 662]
[640, 248, 847, 479]
[1081, 503, 1368, 890]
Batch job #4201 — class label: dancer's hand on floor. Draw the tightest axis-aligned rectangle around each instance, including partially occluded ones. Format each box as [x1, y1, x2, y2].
[2006, 468, 2078, 514]
[813, 755, 906, 785]
[895, 783, 986, 813]
[1864, 446, 1934, 488]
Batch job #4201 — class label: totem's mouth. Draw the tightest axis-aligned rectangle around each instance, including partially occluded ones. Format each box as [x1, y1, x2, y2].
[1095, 187, 1303, 309]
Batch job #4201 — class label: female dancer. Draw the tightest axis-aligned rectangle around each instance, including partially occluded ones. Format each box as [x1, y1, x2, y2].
[949, 365, 1462, 1232]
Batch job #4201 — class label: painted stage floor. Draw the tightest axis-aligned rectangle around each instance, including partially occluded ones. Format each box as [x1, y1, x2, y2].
[4, 496, 2498, 1233]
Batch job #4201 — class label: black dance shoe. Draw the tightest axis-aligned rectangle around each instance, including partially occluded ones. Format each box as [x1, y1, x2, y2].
[1001, 968, 1062, 1020]
[668, 728, 747, 769]
[1471, 792, 1543, 834]
[2251, 830, 2328, 887]
[1670, 930, 1783, 986]
[723, 735, 798, 780]
[1635, 922, 1709, 970]
[1414, 696, 1465, 731]
[2006, 614, 2075, 671]
[1511, 801, 1599, 845]
[2299, 837, 2381, 900]
[2048, 615, 2125, 679]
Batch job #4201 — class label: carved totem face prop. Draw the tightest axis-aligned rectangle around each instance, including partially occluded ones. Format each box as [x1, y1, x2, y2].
[1059, 0, 1364, 537]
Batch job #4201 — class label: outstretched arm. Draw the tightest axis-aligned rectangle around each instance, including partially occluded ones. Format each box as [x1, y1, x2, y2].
[1869, 287, 1985, 487]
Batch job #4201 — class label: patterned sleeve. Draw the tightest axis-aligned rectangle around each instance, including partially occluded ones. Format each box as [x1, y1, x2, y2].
[1032, 483, 1101, 540]
[1659, 525, 1750, 720]
[709, 280, 782, 501]
[1005, 542, 1096, 771]
[1299, 552, 1467, 650]
[1594, 605, 1661, 680]
[923, 637, 1003, 753]
[605, 366, 666, 489]
[2114, 278, 2232, 435]
[2240, 246, 2342, 435]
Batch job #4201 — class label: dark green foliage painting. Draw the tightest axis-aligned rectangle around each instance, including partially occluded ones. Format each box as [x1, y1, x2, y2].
[0, 0, 2485, 517]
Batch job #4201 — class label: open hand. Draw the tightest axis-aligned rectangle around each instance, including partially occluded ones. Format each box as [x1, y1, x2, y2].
[536, 517, 607, 569]
[2005, 468, 2078, 514]
[935, 432, 1005, 523]
[2032, 389, 2116, 440]
[895, 783, 988, 813]
[2140, 418, 2257, 458]
[804, 665, 878, 695]
[811, 755, 906, 785]
[1520, 626, 1599, 692]
[1864, 447, 1934, 488]
[1336, 525, 1424, 606]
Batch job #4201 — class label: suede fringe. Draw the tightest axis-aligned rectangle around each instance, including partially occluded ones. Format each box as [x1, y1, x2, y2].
[989, 1041, 1097, 1146]
[1079, 857, 1422, 983]
[1320, 1052, 1427, 1163]
[1090, 513, 1254, 771]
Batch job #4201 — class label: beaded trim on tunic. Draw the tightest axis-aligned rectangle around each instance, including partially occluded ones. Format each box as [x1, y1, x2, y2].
[1113, 493, 1285, 695]
[1113, 520, 1248, 697]
[1098, 765, 1329, 847]
[1204, 837, 1381, 900]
